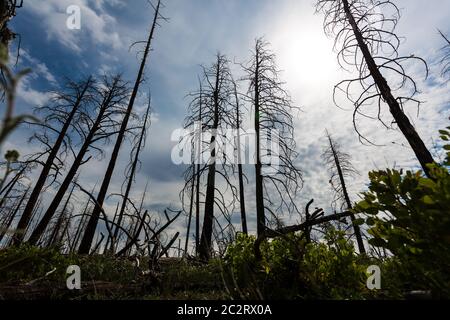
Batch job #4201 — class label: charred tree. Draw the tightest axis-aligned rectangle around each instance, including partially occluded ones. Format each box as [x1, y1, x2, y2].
[316, 0, 435, 177]
[322, 130, 365, 254]
[28, 75, 130, 245]
[233, 81, 247, 234]
[109, 95, 151, 252]
[181, 54, 237, 260]
[242, 39, 302, 236]
[12, 77, 94, 244]
[0, 185, 28, 244]
[439, 30, 450, 78]
[78, 0, 164, 254]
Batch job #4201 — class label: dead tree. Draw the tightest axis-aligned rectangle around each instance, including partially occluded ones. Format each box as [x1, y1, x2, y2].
[12, 77, 94, 245]
[183, 147, 196, 256]
[44, 182, 76, 247]
[316, 0, 435, 177]
[108, 95, 151, 252]
[182, 54, 238, 260]
[322, 130, 365, 254]
[27, 75, 130, 245]
[69, 183, 97, 253]
[0, 185, 28, 244]
[439, 30, 450, 78]
[78, 0, 165, 254]
[233, 80, 248, 234]
[242, 38, 302, 237]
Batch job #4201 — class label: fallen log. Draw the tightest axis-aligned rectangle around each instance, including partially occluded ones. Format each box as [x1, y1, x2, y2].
[255, 204, 354, 259]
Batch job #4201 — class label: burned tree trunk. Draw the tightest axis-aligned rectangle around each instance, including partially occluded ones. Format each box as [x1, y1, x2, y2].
[341, 0, 434, 177]
[78, 1, 163, 254]
[323, 131, 365, 254]
[199, 58, 221, 261]
[12, 77, 93, 245]
[195, 82, 203, 256]
[0, 185, 28, 244]
[184, 154, 196, 256]
[233, 82, 247, 234]
[242, 39, 302, 237]
[28, 76, 129, 245]
[316, 0, 435, 177]
[109, 96, 151, 252]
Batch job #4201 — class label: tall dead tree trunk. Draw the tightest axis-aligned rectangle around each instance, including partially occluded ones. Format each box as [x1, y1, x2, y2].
[28, 76, 129, 245]
[12, 77, 93, 245]
[316, 0, 435, 177]
[199, 57, 221, 261]
[0, 185, 28, 244]
[243, 39, 302, 236]
[233, 82, 247, 234]
[78, 1, 163, 254]
[253, 46, 265, 237]
[109, 96, 151, 252]
[184, 156, 195, 256]
[195, 82, 203, 256]
[325, 132, 365, 254]
[46, 183, 75, 247]
[341, 0, 434, 177]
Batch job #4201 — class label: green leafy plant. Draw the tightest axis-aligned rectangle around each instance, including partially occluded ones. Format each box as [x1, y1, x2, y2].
[223, 229, 380, 300]
[439, 126, 450, 165]
[355, 163, 450, 297]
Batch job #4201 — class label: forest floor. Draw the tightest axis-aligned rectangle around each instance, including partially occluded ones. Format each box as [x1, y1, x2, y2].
[0, 249, 228, 300]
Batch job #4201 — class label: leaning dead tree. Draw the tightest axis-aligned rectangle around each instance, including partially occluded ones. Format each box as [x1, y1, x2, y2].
[322, 130, 365, 254]
[316, 0, 435, 177]
[12, 77, 94, 244]
[78, 0, 165, 254]
[242, 38, 302, 236]
[27, 75, 131, 245]
[181, 54, 238, 260]
[108, 94, 152, 253]
[439, 30, 450, 78]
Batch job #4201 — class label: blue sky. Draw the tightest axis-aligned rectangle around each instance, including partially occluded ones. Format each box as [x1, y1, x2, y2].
[4, 0, 450, 247]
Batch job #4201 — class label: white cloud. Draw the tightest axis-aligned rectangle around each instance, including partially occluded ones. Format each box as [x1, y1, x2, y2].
[24, 0, 122, 53]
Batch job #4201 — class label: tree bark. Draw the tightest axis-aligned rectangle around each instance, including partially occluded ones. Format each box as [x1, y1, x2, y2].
[195, 83, 203, 256]
[184, 159, 195, 256]
[12, 78, 92, 245]
[328, 134, 366, 254]
[78, 1, 161, 254]
[234, 83, 247, 234]
[199, 57, 220, 261]
[109, 98, 151, 252]
[254, 46, 265, 237]
[342, 0, 435, 178]
[28, 91, 114, 245]
[0, 186, 28, 244]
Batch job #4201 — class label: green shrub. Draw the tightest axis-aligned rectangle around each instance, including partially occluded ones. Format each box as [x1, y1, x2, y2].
[355, 164, 450, 298]
[0, 244, 71, 283]
[223, 229, 380, 300]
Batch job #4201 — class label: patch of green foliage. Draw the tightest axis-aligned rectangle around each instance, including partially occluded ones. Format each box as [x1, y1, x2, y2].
[0, 244, 71, 284]
[353, 127, 450, 298]
[223, 229, 381, 300]
[147, 259, 226, 300]
[0, 244, 138, 285]
[355, 164, 450, 298]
